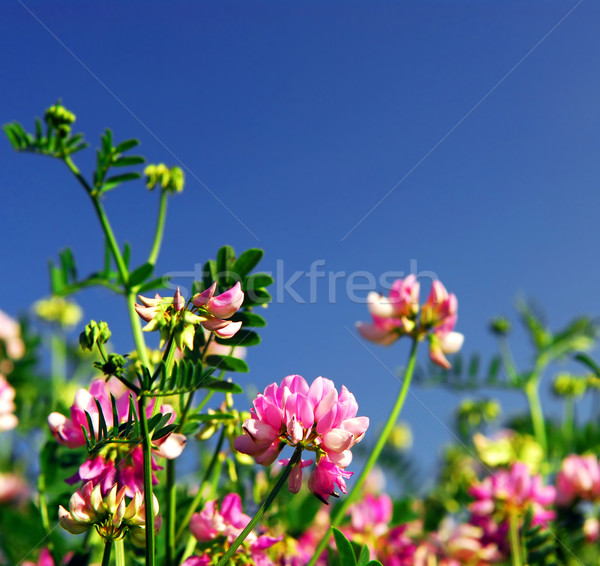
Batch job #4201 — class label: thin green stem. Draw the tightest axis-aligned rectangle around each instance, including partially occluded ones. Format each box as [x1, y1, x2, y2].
[525, 380, 547, 454]
[216, 445, 303, 566]
[509, 512, 523, 566]
[148, 190, 168, 266]
[63, 156, 93, 194]
[127, 293, 151, 370]
[307, 338, 419, 566]
[37, 472, 52, 549]
[50, 331, 66, 407]
[176, 427, 226, 543]
[563, 397, 574, 451]
[101, 539, 113, 566]
[165, 459, 176, 566]
[138, 396, 156, 566]
[114, 538, 125, 566]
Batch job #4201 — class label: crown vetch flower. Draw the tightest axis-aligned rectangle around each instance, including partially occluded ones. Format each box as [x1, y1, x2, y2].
[59, 481, 159, 543]
[192, 281, 244, 338]
[189, 493, 280, 564]
[0, 374, 18, 431]
[357, 276, 463, 369]
[234, 375, 369, 503]
[469, 462, 556, 527]
[0, 310, 25, 360]
[556, 454, 600, 506]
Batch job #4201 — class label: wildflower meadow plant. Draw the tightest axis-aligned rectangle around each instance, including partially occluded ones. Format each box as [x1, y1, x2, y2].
[3, 102, 600, 566]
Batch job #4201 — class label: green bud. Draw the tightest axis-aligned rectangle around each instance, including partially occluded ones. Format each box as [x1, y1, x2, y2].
[94, 353, 127, 377]
[79, 320, 111, 351]
[144, 163, 184, 194]
[553, 373, 588, 398]
[44, 103, 76, 133]
[34, 297, 82, 328]
[489, 317, 511, 336]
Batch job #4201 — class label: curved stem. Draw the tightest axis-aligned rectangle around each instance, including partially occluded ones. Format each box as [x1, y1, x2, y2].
[308, 338, 419, 566]
[148, 190, 168, 266]
[101, 539, 113, 566]
[138, 396, 156, 566]
[216, 445, 303, 566]
[127, 293, 151, 370]
[525, 380, 547, 454]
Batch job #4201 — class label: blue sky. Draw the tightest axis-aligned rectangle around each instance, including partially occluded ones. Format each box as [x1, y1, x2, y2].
[2, 1, 599, 481]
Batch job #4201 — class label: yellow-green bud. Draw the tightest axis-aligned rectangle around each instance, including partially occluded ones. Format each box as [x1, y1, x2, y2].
[489, 317, 511, 336]
[34, 297, 83, 328]
[79, 320, 111, 351]
[553, 373, 588, 398]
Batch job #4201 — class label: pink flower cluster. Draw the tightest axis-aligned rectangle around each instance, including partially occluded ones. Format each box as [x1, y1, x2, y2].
[0, 309, 25, 360]
[556, 454, 600, 506]
[188, 493, 281, 565]
[48, 379, 185, 497]
[357, 276, 463, 369]
[135, 282, 244, 351]
[469, 462, 556, 527]
[234, 375, 369, 503]
[0, 374, 18, 432]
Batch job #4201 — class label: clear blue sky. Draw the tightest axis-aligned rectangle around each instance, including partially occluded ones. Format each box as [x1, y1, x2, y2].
[2, 1, 599, 481]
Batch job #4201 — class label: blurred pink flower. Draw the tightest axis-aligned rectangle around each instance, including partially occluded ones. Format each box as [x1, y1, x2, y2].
[22, 548, 55, 566]
[356, 277, 463, 369]
[556, 454, 600, 506]
[190, 493, 280, 564]
[234, 375, 368, 503]
[0, 472, 29, 505]
[0, 309, 25, 360]
[469, 462, 555, 527]
[0, 374, 18, 431]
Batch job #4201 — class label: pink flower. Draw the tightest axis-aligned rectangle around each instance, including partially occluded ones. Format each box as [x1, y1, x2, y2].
[356, 276, 420, 345]
[348, 493, 393, 536]
[556, 454, 600, 506]
[234, 375, 369, 502]
[22, 548, 55, 566]
[0, 374, 18, 431]
[469, 462, 555, 527]
[0, 310, 25, 360]
[192, 282, 244, 339]
[0, 472, 29, 505]
[356, 277, 463, 369]
[190, 493, 280, 563]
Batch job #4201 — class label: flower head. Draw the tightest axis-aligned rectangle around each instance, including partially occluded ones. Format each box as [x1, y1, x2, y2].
[556, 454, 600, 506]
[357, 276, 463, 369]
[234, 375, 368, 502]
[0, 374, 18, 431]
[59, 481, 159, 542]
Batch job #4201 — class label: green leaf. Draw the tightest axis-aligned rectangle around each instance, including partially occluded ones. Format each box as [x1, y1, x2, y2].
[201, 377, 243, 393]
[205, 355, 249, 373]
[114, 138, 140, 153]
[575, 352, 600, 376]
[233, 248, 264, 277]
[102, 172, 141, 192]
[230, 312, 266, 328]
[245, 273, 274, 289]
[60, 248, 77, 282]
[113, 155, 145, 167]
[123, 242, 131, 268]
[153, 423, 178, 441]
[129, 262, 154, 287]
[243, 288, 271, 306]
[357, 545, 371, 566]
[217, 245, 236, 287]
[202, 260, 217, 291]
[215, 329, 260, 347]
[49, 261, 65, 294]
[332, 528, 357, 566]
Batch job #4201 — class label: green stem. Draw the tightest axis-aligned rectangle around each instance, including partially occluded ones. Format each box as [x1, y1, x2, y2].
[307, 338, 419, 566]
[148, 190, 168, 266]
[101, 539, 113, 566]
[509, 511, 523, 566]
[563, 397, 574, 451]
[63, 156, 93, 194]
[165, 459, 176, 566]
[216, 445, 303, 566]
[524, 380, 547, 454]
[37, 472, 52, 549]
[127, 293, 151, 370]
[114, 538, 125, 566]
[138, 396, 156, 566]
[176, 427, 226, 543]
